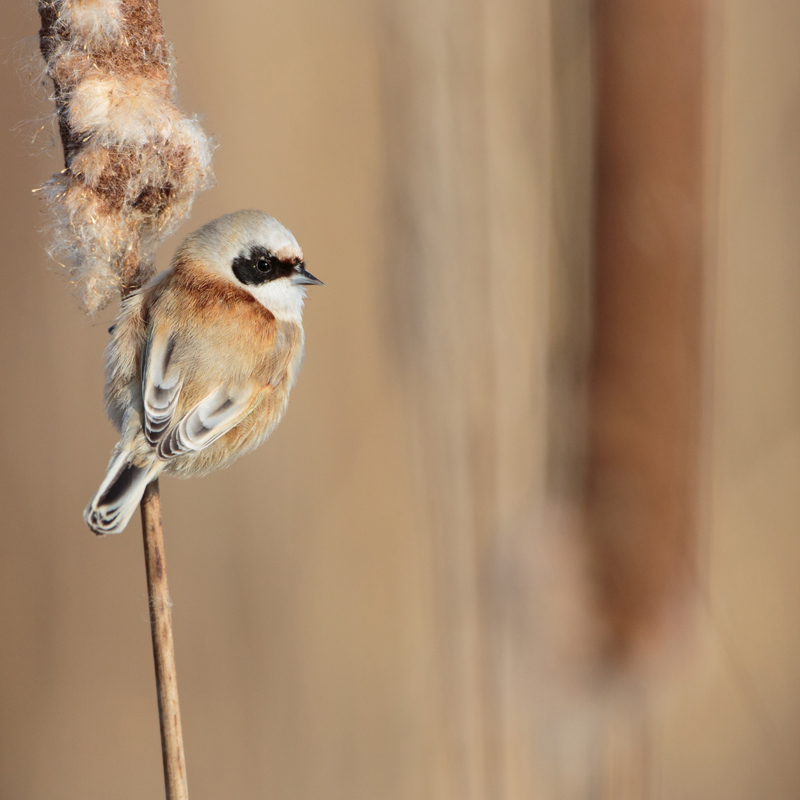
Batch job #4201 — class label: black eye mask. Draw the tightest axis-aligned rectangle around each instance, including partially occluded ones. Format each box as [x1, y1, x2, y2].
[232, 246, 297, 285]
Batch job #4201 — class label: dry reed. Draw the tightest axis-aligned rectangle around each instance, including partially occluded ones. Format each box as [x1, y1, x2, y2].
[36, 1, 214, 796]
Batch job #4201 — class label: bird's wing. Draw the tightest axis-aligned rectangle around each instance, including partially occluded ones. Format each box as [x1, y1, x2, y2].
[141, 312, 301, 462]
[142, 324, 263, 461]
[141, 325, 184, 447]
[154, 383, 260, 461]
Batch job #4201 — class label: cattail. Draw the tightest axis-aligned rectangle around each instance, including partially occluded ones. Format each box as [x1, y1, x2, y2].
[38, 0, 213, 312]
[36, 3, 210, 796]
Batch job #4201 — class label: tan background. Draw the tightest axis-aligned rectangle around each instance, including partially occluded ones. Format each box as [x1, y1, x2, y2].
[1, 1, 799, 798]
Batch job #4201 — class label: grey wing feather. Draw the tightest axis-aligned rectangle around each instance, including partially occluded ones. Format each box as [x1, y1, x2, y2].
[142, 329, 183, 446]
[156, 384, 257, 460]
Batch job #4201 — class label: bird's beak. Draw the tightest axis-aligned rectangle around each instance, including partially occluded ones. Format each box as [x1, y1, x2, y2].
[292, 266, 324, 286]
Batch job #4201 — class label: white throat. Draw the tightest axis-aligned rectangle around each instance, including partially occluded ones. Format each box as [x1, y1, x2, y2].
[249, 277, 306, 323]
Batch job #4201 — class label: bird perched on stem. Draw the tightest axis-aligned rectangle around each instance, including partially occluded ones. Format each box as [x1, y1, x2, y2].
[85, 209, 323, 535]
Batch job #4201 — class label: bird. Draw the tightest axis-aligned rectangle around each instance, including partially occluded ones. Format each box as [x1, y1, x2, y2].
[84, 209, 322, 535]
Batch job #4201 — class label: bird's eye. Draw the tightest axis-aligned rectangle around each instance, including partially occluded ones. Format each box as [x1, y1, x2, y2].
[256, 258, 270, 272]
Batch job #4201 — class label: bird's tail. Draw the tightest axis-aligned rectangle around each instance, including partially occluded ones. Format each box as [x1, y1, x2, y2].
[84, 447, 162, 536]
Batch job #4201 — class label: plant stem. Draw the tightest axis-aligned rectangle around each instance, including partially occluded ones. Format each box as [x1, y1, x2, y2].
[140, 479, 188, 799]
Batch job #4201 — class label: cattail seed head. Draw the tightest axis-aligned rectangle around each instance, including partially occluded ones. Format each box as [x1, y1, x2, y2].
[38, 0, 214, 312]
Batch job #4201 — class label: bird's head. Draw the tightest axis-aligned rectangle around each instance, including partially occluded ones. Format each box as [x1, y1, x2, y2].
[176, 209, 323, 322]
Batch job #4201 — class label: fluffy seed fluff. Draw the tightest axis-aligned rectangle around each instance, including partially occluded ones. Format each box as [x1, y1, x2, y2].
[57, 0, 124, 44]
[37, 0, 214, 313]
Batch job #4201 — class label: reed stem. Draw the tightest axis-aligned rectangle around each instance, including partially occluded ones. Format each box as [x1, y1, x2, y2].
[140, 480, 188, 800]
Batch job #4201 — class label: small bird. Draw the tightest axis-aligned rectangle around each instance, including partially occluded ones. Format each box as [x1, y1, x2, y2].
[84, 209, 322, 535]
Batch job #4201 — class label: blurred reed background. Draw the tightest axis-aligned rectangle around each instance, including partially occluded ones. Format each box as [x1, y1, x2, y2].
[2, 0, 800, 798]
